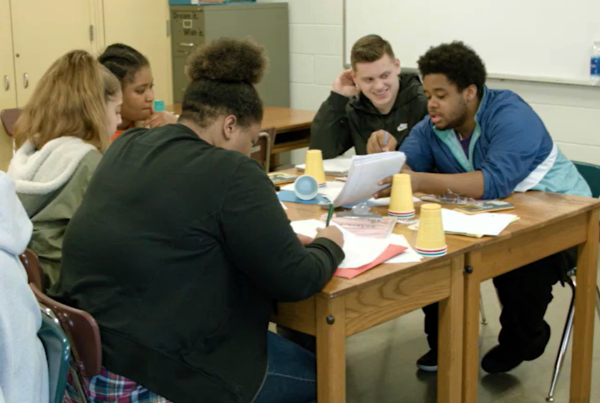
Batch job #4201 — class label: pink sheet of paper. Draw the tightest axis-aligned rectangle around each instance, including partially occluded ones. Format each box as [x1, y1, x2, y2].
[334, 244, 407, 279]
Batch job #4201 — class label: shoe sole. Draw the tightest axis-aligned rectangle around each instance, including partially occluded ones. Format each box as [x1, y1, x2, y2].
[416, 364, 438, 372]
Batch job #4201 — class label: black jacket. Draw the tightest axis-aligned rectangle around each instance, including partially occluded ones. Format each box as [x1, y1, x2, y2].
[310, 73, 428, 159]
[50, 124, 344, 403]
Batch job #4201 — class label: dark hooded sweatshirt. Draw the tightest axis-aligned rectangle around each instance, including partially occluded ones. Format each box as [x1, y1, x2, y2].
[310, 73, 428, 158]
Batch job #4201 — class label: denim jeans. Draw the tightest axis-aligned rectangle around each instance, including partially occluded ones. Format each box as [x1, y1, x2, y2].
[253, 331, 317, 403]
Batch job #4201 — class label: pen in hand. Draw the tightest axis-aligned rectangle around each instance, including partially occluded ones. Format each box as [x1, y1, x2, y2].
[326, 203, 334, 226]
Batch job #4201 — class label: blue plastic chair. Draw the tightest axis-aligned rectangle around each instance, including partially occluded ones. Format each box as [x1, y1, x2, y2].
[38, 312, 71, 403]
[573, 161, 600, 198]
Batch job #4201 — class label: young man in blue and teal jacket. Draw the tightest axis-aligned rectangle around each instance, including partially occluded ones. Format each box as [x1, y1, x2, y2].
[376, 41, 591, 374]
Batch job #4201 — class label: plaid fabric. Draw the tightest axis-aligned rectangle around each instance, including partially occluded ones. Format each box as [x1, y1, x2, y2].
[62, 366, 172, 403]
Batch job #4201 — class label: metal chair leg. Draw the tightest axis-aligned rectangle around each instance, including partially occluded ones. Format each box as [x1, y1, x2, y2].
[480, 293, 488, 325]
[546, 277, 576, 402]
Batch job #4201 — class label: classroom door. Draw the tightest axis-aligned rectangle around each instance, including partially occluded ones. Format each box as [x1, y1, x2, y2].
[102, 0, 173, 106]
[0, 0, 17, 170]
[10, 0, 95, 107]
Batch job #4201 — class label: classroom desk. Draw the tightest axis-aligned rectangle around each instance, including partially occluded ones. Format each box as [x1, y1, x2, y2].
[275, 194, 471, 403]
[169, 105, 316, 165]
[275, 176, 600, 403]
[460, 191, 600, 403]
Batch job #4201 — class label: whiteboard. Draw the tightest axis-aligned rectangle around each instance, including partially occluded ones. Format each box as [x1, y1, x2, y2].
[345, 0, 600, 85]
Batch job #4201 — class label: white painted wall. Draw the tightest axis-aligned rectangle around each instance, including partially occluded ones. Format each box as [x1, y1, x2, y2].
[259, 0, 600, 167]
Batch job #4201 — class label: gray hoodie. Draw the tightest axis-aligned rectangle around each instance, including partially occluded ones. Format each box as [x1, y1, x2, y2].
[0, 172, 49, 403]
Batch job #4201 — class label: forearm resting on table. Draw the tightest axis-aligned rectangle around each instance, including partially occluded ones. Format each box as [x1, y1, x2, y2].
[412, 170, 484, 199]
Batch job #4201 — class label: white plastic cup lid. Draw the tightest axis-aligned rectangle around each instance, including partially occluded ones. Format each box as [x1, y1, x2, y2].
[294, 175, 319, 200]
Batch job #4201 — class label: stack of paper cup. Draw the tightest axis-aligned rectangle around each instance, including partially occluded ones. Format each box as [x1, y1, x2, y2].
[388, 174, 415, 218]
[304, 150, 326, 187]
[416, 204, 447, 257]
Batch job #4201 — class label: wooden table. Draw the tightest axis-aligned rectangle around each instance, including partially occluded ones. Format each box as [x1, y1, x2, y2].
[275, 200, 471, 403]
[460, 192, 600, 403]
[276, 181, 600, 403]
[170, 105, 316, 165]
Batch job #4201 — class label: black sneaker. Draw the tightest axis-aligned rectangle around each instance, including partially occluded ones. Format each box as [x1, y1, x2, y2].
[523, 322, 551, 361]
[416, 350, 438, 372]
[481, 345, 524, 374]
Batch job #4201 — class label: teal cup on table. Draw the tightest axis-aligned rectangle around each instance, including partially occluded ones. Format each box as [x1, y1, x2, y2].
[294, 175, 319, 200]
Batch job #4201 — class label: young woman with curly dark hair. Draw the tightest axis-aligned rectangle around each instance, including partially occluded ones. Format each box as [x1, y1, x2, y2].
[52, 38, 344, 403]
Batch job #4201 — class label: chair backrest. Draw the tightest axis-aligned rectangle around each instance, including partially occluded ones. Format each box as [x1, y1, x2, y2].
[19, 248, 45, 291]
[251, 127, 276, 172]
[38, 313, 70, 403]
[574, 161, 600, 198]
[1, 108, 22, 137]
[30, 284, 102, 377]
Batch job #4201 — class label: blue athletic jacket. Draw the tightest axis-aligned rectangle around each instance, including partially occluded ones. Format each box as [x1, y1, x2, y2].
[400, 87, 591, 199]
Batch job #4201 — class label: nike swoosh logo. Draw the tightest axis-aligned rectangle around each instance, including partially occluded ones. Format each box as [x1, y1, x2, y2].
[397, 123, 408, 131]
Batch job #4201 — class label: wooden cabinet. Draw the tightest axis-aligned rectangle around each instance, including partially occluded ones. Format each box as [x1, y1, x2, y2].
[102, 0, 173, 105]
[0, 0, 17, 171]
[10, 0, 95, 106]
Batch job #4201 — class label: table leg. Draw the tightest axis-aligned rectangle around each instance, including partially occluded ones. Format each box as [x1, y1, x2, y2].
[316, 296, 346, 403]
[438, 255, 465, 403]
[463, 251, 482, 403]
[570, 209, 599, 402]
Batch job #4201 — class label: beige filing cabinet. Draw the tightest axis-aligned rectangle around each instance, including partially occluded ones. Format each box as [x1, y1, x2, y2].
[0, 0, 16, 170]
[102, 0, 173, 105]
[170, 3, 289, 107]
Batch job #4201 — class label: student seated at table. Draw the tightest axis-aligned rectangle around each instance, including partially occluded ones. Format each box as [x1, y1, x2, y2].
[0, 172, 49, 403]
[99, 43, 177, 141]
[50, 38, 345, 403]
[8, 50, 122, 288]
[375, 41, 591, 374]
[309, 34, 428, 158]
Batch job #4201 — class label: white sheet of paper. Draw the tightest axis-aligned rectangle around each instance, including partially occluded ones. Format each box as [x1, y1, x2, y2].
[384, 234, 422, 263]
[290, 219, 393, 269]
[441, 209, 517, 236]
[295, 156, 353, 175]
[332, 152, 406, 207]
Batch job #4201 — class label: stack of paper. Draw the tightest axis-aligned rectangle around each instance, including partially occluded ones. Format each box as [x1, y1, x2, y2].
[332, 152, 406, 207]
[383, 234, 423, 263]
[290, 219, 407, 279]
[295, 156, 352, 176]
[440, 209, 517, 236]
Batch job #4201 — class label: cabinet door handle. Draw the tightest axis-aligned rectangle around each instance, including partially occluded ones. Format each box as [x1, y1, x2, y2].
[179, 42, 195, 47]
[24, 73, 29, 89]
[4, 75, 8, 91]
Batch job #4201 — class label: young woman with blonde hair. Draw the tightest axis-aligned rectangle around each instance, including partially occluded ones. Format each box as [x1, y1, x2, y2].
[8, 50, 122, 287]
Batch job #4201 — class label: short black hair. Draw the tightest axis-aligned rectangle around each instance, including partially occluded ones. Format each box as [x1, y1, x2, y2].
[181, 38, 267, 129]
[417, 41, 487, 98]
[98, 43, 150, 84]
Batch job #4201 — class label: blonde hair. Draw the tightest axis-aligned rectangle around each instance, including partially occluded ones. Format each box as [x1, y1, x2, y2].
[14, 50, 110, 152]
[351, 35, 395, 70]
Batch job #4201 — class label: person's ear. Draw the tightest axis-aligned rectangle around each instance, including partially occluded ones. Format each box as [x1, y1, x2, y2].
[394, 58, 401, 75]
[465, 84, 478, 102]
[222, 115, 238, 140]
